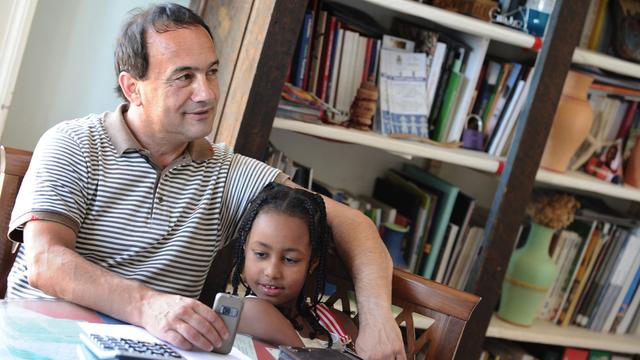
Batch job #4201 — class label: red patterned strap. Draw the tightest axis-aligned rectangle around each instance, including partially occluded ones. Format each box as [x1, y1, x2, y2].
[314, 303, 351, 344]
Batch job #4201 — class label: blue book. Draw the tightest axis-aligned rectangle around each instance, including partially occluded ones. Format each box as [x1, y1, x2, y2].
[293, 11, 314, 88]
[400, 164, 459, 279]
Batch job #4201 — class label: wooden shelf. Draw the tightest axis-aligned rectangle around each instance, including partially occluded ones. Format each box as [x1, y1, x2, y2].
[573, 48, 640, 79]
[487, 315, 640, 354]
[536, 169, 640, 202]
[359, 0, 541, 49]
[273, 118, 502, 174]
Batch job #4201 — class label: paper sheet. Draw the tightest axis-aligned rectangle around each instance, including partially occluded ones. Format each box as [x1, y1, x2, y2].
[0, 306, 82, 360]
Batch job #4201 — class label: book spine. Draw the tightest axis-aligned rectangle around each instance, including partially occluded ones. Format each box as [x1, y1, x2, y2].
[294, 11, 314, 88]
[318, 16, 337, 100]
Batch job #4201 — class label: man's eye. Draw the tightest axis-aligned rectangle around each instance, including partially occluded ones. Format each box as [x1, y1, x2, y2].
[207, 68, 218, 76]
[176, 73, 193, 81]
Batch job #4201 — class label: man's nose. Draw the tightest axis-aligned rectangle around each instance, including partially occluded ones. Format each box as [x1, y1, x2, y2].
[192, 75, 217, 103]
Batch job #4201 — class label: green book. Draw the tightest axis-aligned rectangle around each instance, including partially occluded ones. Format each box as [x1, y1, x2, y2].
[433, 69, 462, 142]
[400, 164, 459, 279]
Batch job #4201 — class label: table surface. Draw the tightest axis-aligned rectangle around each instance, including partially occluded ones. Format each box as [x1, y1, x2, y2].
[0, 298, 274, 360]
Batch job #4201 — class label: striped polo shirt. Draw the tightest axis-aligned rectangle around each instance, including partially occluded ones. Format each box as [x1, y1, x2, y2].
[7, 104, 284, 299]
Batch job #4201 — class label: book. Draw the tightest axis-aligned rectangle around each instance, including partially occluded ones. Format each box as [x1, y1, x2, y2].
[598, 229, 640, 332]
[434, 223, 459, 283]
[443, 192, 476, 285]
[556, 219, 599, 325]
[485, 63, 523, 146]
[400, 164, 459, 279]
[433, 47, 465, 142]
[580, 228, 628, 328]
[378, 48, 430, 139]
[318, 15, 337, 100]
[293, 11, 314, 88]
[617, 268, 640, 334]
[372, 175, 427, 270]
[308, 10, 328, 95]
[587, 350, 611, 360]
[562, 347, 589, 360]
[452, 226, 485, 290]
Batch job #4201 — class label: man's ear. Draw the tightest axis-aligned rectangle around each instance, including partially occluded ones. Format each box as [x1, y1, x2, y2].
[118, 72, 142, 106]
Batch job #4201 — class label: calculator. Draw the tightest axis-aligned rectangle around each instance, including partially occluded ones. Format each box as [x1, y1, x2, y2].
[79, 332, 183, 359]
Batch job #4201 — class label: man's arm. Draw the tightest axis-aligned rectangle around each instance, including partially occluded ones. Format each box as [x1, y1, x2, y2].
[283, 179, 405, 359]
[23, 220, 229, 351]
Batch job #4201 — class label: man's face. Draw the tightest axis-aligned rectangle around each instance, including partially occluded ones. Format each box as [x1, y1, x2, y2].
[136, 25, 219, 142]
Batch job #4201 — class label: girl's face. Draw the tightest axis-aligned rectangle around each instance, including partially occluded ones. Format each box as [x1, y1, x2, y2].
[243, 210, 312, 309]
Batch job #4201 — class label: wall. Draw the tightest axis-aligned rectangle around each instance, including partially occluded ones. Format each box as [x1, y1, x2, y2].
[0, 1, 11, 50]
[1, 0, 188, 151]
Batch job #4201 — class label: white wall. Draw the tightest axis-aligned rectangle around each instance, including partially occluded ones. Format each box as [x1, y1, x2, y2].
[1, 0, 188, 151]
[0, 1, 11, 49]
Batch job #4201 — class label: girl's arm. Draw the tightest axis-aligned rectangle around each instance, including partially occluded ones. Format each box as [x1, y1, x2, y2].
[238, 298, 304, 347]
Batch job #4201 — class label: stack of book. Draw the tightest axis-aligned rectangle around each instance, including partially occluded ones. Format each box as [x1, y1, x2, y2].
[532, 207, 640, 336]
[315, 163, 487, 289]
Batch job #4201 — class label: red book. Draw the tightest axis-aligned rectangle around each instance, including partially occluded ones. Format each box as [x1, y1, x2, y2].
[616, 101, 638, 140]
[362, 38, 373, 83]
[562, 347, 589, 360]
[318, 16, 337, 100]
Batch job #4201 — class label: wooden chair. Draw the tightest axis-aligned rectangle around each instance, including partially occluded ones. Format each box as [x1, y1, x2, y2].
[323, 255, 481, 360]
[0, 146, 32, 298]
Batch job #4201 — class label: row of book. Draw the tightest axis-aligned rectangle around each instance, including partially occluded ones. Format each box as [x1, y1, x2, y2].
[286, 0, 384, 123]
[309, 162, 487, 290]
[282, 0, 536, 155]
[468, 58, 533, 155]
[579, 0, 620, 54]
[533, 208, 640, 336]
[482, 339, 634, 360]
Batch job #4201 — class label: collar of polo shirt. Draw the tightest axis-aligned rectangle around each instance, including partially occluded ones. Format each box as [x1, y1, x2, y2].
[104, 103, 214, 162]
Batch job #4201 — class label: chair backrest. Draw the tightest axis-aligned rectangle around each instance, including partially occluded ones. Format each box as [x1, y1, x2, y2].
[0, 146, 32, 298]
[323, 255, 481, 359]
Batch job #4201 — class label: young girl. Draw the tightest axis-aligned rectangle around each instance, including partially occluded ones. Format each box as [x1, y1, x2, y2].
[231, 182, 358, 349]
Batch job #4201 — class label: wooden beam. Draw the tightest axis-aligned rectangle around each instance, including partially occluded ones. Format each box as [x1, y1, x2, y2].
[456, 1, 590, 358]
[233, 0, 309, 159]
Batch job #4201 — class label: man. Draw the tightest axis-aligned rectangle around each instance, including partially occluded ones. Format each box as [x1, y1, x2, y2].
[6, 3, 404, 359]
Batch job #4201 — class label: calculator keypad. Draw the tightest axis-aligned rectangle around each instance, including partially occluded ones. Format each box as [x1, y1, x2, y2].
[84, 333, 183, 359]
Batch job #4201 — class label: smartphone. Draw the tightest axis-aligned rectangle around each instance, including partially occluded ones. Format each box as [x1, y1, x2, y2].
[278, 346, 362, 360]
[212, 293, 244, 354]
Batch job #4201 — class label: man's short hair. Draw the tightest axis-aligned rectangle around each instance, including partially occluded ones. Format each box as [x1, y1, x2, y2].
[114, 3, 213, 102]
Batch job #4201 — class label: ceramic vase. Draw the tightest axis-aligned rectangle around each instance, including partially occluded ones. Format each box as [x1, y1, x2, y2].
[540, 71, 594, 172]
[381, 223, 408, 269]
[497, 223, 558, 326]
[625, 135, 640, 188]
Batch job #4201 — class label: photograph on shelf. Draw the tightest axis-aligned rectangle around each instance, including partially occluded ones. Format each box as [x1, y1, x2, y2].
[583, 139, 625, 185]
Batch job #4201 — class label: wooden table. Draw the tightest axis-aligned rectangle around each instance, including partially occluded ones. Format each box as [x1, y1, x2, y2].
[0, 298, 274, 359]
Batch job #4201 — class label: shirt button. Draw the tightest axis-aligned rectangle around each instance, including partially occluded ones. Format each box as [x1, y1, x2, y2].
[157, 196, 163, 204]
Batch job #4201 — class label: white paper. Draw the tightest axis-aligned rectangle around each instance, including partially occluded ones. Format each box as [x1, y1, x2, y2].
[378, 49, 429, 138]
[79, 323, 251, 360]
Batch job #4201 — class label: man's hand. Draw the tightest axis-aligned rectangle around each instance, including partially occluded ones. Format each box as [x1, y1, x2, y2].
[355, 311, 406, 360]
[140, 293, 229, 351]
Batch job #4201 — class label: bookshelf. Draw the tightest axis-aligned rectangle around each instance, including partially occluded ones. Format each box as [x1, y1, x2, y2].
[536, 169, 640, 203]
[487, 315, 640, 354]
[231, 0, 640, 358]
[572, 48, 640, 79]
[352, 0, 541, 50]
[273, 118, 503, 173]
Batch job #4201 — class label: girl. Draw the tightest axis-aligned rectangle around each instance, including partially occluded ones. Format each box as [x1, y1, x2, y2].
[231, 182, 358, 349]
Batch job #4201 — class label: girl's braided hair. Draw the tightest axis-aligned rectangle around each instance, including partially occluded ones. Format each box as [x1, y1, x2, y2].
[230, 182, 333, 346]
